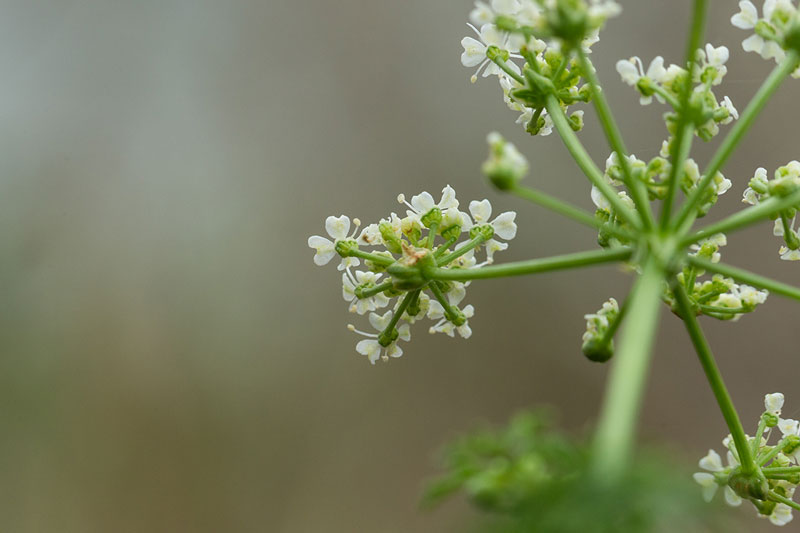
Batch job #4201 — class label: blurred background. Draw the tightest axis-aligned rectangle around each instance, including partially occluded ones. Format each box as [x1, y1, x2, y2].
[0, 0, 797, 531]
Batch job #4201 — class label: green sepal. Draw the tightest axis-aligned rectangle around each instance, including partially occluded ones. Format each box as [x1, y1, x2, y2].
[421, 207, 442, 228]
[470, 224, 495, 241]
[379, 222, 403, 254]
[334, 239, 359, 257]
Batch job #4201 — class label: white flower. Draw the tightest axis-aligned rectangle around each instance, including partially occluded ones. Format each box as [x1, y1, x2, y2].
[768, 503, 794, 526]
[469, 1, 495, 26]
[398, 184, 460, 221]
[469, 199, 517, 261]
[780, 245, 800, 261]
[342, 269, 390, 315]
[428, 303, 475, 338]
[766, 392, 786, 415]
[461, 24, 521, 83]
[692, 473, 719, 503]
[350, 311, 411, 364]
[308, 215, 361, 270]
[694, 448, 742, 506]
[696, 43, 729, 85]
[719, 96, 739, 124]
[615, 56, 667, 105]
[731, 1, 758, 29]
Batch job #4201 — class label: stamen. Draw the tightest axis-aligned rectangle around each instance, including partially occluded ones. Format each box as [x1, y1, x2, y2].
[348, 324, 377, 338]
[349, 218, 361, 239]
[466, 22, 481, 38]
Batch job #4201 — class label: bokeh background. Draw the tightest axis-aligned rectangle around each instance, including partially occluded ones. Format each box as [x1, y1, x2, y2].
[0, 0, 798, 531]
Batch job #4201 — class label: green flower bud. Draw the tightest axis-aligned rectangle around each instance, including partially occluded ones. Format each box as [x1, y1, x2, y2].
[379, 222, 403, 254]
[334, 239, 359, 257]
[582, 338, 614, 363]
[470, 224, 495, 240]
[763, 411, 780, 428]
[483, 132, 529, 191]
[420, 207, 442, 228]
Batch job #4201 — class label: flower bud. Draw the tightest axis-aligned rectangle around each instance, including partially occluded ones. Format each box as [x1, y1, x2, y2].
[483, 132, 529, 191]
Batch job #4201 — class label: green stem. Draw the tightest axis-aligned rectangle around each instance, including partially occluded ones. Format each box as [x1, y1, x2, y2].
[680, 189, 800, 246]
[661, 122, 694, 228]
[428, 281, 460, 322]
[673, 51, 800, 233]
[434, 237, 458, 258]
[686, 257, 800, 302]
[672, 282, 757, 476]
[509, 184, 631, 240]
[380, 291, 414, 339]
[752, 416, 768, 457]
[424, 247, 632, 282]
[768, 491, 800, 512]
[598, 295, 628, 347]
[544, 94, 640, 229]
[758, 439, 787, 466]
[590, 256, 664, 483]
[356, 280, 393, 299]
[350, 249, 395, 266]
[577, 50, 655, 230]
[436, 234, 487, 266]
[697, 304, 747, 315]
[426, 223, 439, 249]
[763, 466, 800, 475]
[491, 56, 525, 85]
[650, 84, 681, 109]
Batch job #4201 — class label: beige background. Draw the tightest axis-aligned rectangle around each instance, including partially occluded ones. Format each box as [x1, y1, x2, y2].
[0, 0, 797, 531]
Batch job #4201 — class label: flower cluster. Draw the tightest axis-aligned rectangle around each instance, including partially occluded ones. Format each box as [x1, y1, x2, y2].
[669, 234, 769, 320]
[616, 43, 738, 140]
[743, 162, 800, 260]
[461, 0, 620, 135]
[308, 186, 517, 364]
[694, 393, 800, 526]
[581, 298, 619, 362]
[591, 149, 732, 247]
[732, 0, 800, 78]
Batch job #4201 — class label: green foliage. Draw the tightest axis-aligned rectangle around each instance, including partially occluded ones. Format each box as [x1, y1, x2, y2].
[424, 411, 739, 533]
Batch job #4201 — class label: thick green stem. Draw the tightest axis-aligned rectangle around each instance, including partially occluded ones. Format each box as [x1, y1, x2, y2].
[577, 50, 655, 230]
[590, 257, 664, 483]
[544, 94, 641, 229]
[673, 51, 800, 233]
[424, 247, 632, 282]
[672, 282, 757, 475]
[686, 256, 800, 302]
[680, 189, 800, 246]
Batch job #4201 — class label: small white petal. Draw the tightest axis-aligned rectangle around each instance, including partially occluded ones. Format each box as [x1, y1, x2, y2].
[469, 199, 493, 223]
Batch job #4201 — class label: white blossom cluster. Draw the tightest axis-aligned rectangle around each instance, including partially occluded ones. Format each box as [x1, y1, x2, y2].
[591, 150, 732, 247]
[694, 393, 800, 526]
[308, 186, 517, 364]
[616, 43, 739, 140]
[460, 0, 620, 135]
[673, 234, 769, 320]
[742, 162, 800, 260]
[732, 0, 800, 78]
